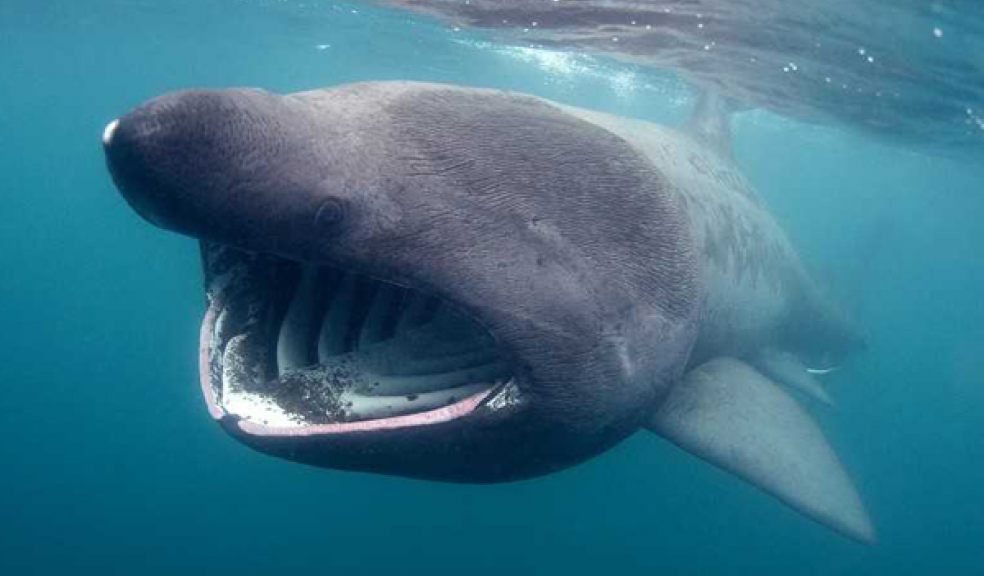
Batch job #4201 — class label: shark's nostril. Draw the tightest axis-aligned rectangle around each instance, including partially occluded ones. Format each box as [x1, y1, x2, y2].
[102, 119, 120, 146]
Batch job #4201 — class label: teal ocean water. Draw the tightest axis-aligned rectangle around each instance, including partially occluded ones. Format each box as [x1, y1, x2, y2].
[2, 1, 983, 573]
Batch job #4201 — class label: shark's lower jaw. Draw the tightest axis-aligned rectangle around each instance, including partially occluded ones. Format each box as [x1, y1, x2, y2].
[198, 242, 514, 436]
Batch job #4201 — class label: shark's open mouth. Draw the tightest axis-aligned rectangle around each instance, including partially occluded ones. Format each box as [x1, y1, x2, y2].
[199, 243, 513, 436]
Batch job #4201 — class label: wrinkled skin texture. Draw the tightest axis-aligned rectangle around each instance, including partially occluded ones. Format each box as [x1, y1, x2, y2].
[105, 82, 700, 481]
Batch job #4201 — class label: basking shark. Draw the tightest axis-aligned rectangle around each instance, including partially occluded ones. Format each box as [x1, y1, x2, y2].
[103, 81, 873, 543]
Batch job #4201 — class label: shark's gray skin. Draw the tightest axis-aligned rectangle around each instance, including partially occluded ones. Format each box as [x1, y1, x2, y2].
[103, 81, 872, 543]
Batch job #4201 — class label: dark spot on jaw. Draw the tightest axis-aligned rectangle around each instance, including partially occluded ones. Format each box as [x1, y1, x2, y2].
[406, 394, 419, 401]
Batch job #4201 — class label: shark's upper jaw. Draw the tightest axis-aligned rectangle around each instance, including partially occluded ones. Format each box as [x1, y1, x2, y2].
[198, 242, 520, 438]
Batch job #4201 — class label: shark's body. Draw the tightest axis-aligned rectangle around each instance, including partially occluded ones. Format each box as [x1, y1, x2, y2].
[562, 98, 871, 542]
[103, 81, 872, 544]
[565, 101, 861, 373]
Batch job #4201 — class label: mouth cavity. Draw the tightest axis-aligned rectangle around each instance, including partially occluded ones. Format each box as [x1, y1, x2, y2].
[199, 243, 512, 435]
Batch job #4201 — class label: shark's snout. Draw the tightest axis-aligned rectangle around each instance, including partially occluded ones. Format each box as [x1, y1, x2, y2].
[102, 94, 199, 231]
[102, 89, 313, 244]
[101, 119, 119, 146]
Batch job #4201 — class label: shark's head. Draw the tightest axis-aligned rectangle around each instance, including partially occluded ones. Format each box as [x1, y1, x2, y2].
[103, 82, 699, 482]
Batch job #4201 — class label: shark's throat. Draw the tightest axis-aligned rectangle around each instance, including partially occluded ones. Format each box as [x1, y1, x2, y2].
[201, 243, 512, 430]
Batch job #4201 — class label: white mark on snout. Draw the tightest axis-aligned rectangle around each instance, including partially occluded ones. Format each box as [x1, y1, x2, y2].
[102, 119, 120, 146]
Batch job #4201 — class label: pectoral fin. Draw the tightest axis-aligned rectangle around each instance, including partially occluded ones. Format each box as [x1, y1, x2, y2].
[647, 357, 874, 544]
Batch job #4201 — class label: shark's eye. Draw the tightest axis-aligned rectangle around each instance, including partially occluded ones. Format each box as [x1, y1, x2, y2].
[314, 197, 346, 233]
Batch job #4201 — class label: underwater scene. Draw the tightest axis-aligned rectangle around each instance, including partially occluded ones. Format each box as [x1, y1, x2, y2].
[1, 1, 983, 573]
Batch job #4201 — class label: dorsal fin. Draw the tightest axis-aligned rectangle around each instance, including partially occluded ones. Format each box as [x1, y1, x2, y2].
[684, 89, 736, 158]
